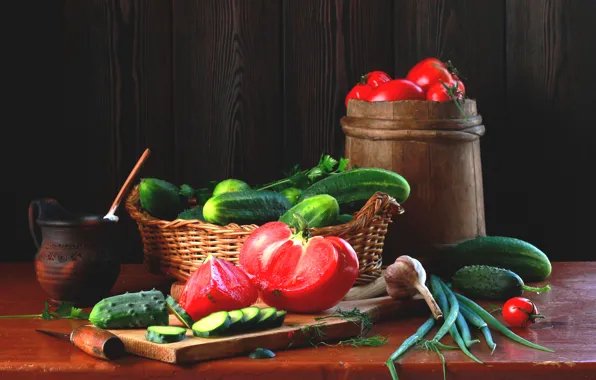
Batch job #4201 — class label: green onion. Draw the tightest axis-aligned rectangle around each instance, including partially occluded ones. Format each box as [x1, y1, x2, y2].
[386, 316, 435, 380]
[439, 281, 479, 348]
[459, 302, 496, 353]
[432, 276, 483, 367]
[455, 293, 554, 353]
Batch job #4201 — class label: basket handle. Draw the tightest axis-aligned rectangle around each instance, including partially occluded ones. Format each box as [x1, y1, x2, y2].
[336, 192, 404, 236]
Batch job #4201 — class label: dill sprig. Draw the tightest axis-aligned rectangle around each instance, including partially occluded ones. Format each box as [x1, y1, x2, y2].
[314, 307, 374, 335]
[319, 334, 389, 348]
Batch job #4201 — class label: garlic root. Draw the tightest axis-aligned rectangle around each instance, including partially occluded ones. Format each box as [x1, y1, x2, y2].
[384, 255, 443, 320]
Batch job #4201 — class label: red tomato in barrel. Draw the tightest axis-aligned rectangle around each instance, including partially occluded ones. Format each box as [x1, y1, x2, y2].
[361, 70, 392, 88]
[502, 297, 545, 328]
[365, 79, 425, 102]
[239, 222, 359, 313]
[345, 83, 373, 107]
[178, 254, 258, 320]
[406, 57, 455, 93]
[426, 79, 466, 102]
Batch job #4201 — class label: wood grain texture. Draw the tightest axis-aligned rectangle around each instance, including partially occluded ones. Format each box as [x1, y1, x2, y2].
[173, 0, 284, 187]
[505, 0, 596, 259]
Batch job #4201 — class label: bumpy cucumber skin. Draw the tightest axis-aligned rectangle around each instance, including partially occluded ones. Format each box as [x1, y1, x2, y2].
[453, 265, 525, 300]
[212, 179, 251, 197]
[298, 168, 410, 213]
[139, 178, 183, 220]
[449, 236, 552, 282]
[89, 289, 169, 329]
[203, 190, 291, 225]
[176, 206, 204, 221]
[166, 295, 195, 329]
[279, 194, 339, 228]
[145, 327, 187, 344]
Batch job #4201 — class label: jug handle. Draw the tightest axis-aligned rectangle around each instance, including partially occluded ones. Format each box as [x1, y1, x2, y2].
[28, 198, 59, 250]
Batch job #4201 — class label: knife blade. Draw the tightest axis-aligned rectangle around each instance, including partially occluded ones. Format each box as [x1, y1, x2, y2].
[36, 325, 125, 360]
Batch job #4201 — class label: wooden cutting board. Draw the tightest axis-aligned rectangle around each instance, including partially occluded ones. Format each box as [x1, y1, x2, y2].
[107, 296, 427, 364]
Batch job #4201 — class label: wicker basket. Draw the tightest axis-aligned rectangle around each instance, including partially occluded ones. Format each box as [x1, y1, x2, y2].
[125, 185, 404, 286]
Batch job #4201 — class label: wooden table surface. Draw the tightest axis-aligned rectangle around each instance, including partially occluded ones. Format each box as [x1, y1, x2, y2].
[0, 262, 594, 380]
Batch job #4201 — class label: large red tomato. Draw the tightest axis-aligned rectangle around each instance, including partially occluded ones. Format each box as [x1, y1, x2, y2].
[365, 79, 425, 102]
[361, 70, 392, 88]
[345, 83, 373, 107]
[239, 222, 359, 313]
[426, 79, 466, 102]
[178, 254, 258, 320]
[406, 58, 455, 93]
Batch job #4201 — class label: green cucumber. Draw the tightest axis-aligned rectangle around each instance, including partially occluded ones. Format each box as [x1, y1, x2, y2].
[212, 179, 251, 197]
[176, 206, 204, 221]
[89, 289, 169, 329]
[203, 190, 291, 225]
[165, 295, 195, 329]
[239, 306, 261, 329]
[280, 187, 303, 206]
[279, 194, 339, 228]
[226, 309, 245, 332]
[298, 168, 410, 213]
[336, 214, 354, 224]
[448, 236, 552, 281]
[270, 310, 287, 328]
[255, 307, 278, 330]
[145, 326, 187, 344]
[139, 178, 184, 220]
[192, 311, 231, 338]
[453, 265, 551, 300]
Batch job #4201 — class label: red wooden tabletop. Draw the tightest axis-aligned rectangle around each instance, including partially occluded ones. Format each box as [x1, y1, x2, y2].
[0, 262, 594, 380]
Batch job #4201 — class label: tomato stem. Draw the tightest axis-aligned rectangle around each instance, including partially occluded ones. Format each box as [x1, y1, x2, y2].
[439, 79, 467, 119]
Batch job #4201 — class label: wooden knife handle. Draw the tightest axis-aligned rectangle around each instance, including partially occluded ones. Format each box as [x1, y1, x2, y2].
[70, 325, 126, 360]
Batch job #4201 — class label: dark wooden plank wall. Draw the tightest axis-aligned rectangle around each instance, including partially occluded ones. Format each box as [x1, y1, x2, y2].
[15, 0, 595, 263]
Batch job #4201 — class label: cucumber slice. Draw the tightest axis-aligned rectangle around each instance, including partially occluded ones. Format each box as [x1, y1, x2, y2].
[255, 307, 277, 329]
[270, 310, 287, 328]
[192, 311, 231, 338]
[165, 295, 194, 329]
[145, 326, 187, 344]
[239, 306, 261, 329]
[248, 348, 276, 359]
[226, 310, 245, 333]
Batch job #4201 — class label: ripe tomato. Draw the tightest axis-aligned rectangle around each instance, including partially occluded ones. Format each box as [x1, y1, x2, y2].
[239, 222, 359, 313]
[502, 297, 545, 328]
[361, 70, 392, 88]
[365, 79, 425, 102]
[406, 57, 455, 93]
[426, 79, 466, 102]
[345, 83, 373, 107]
[178, 254, 258, 321]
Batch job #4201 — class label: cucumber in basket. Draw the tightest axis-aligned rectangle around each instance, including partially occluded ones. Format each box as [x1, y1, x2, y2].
[279, 194, 339, 228]
[297, 168, 410, 213]
[202, 190, 291, 225]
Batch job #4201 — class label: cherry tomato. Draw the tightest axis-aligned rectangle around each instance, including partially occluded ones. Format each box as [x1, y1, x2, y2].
[239, 222, 359, 313]
[502, 297, 545, 328]
[361, 70, 392, 88]
[426, 79, 466, 102]
[406, 57, 455, 93]
[365, 79, 425, 102]
[345, 83, 373, 107]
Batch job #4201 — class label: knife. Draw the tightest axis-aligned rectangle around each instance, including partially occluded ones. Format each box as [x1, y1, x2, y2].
[36, 325, 126, 360]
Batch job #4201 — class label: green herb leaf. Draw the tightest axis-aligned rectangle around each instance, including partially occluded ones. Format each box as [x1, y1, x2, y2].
[337, 158, 349, 172]
[69, 307, 90, 319]
[41, 301, 53, 320]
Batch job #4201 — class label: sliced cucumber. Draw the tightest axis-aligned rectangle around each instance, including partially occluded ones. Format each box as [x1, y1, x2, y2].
[192, 311, 231, 338]
[255, 307, 278, 330]
[270, 310, 287, 328]
[226, 309, 245, 333]
[240, 306, 261, 329]
[166, 295, 195, 329]
[145, 326, 187, 344]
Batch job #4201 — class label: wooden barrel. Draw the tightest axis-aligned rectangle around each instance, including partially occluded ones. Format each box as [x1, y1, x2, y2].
[340, 99, 486, 269]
